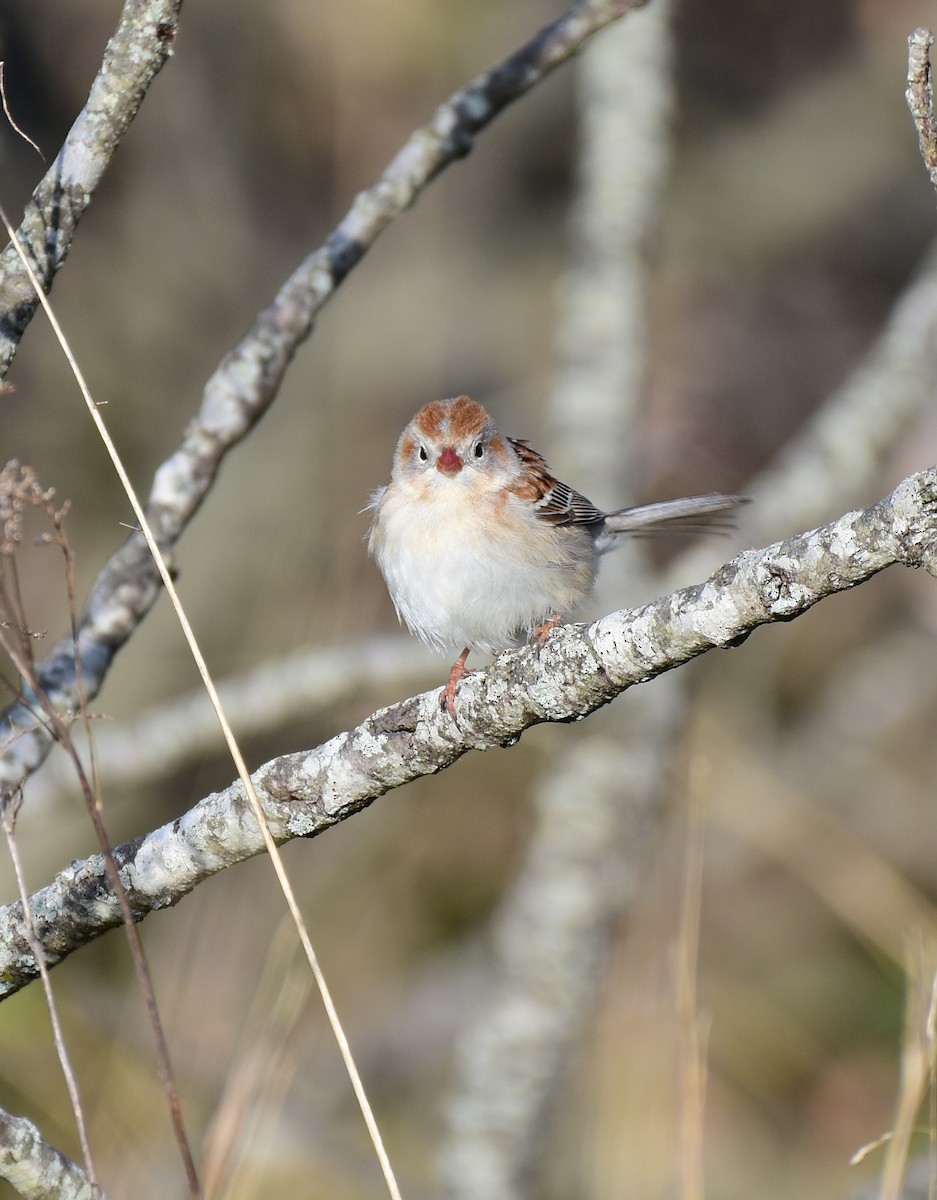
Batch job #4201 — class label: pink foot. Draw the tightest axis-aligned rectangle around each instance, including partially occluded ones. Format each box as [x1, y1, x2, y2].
[529, 612, 562, 648]
[440, 647, 471, 720]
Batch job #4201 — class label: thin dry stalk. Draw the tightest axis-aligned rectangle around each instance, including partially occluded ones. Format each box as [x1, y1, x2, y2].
[0, 208, 403, 1200]
[705, 744, 937, 969]
[0, 464, 201, 1197]
[200, 919, 311, 1200]
[0, 795, 101, 1198]
[876, 938, 937, 1200]
[675, 758, 709, 1200]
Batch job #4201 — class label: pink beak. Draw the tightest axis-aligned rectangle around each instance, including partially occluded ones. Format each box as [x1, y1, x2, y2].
[436, 446, 463, 475]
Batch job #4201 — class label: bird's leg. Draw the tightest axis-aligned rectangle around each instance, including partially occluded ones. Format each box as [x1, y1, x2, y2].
[529, 612, 562, 648]
[441, 647, 471, 719]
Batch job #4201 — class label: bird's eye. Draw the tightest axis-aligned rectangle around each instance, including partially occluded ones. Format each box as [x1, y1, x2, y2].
[473, 442, 485, 459]
[418, 445, 428, 462]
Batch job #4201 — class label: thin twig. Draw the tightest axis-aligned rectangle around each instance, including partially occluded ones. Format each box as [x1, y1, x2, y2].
[0, 62, 44, 160]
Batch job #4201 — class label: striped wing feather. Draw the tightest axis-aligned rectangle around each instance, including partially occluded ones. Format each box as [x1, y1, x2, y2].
[508, 438, 604, 527]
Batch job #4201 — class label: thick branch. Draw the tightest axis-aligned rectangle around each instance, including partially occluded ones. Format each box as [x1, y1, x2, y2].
[1, 467, 935, 999]
[0, 1108, 100, 1200]
[0, 0, 182, 373]
[0, 0, 647, 799]
[28, 636, 437, 801]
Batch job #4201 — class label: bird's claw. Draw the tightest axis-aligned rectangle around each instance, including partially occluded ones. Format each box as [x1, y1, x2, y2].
[529, 612, 562, 648]
[441, 647, 471, 723]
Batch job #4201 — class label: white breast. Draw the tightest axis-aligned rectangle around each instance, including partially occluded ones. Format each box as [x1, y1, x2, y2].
[368, 474, 597, 654]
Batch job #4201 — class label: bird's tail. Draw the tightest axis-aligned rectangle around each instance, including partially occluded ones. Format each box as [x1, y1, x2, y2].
[597, 493, 749, 551]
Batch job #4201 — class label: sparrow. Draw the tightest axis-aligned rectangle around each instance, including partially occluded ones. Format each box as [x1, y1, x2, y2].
[368, 395, 745, 718]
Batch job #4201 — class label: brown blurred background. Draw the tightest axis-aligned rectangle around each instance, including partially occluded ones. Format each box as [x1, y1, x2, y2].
[2, 0, 937, 1197]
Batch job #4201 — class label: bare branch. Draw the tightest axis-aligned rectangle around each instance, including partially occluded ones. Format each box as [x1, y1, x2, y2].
[1, 467, 935, 1000]
[0, 1107, 102, 1200]
[0, 0, 182, 374]
[0, 0, 648, 801]
[31, 636, 436, 802]
[907, 28, 937, 194]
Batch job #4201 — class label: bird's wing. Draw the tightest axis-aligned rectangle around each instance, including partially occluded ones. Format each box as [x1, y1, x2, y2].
[507, 438, 604, 528]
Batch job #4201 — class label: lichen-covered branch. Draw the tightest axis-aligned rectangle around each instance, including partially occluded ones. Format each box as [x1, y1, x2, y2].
[0, 0, 182, 374]
[0, 0, 647, 801]
[28, 636, 437, 803]
[0, 1107, 101, 1200]
[907, 28, 937, 193]
[1, 467, 934, 1000]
